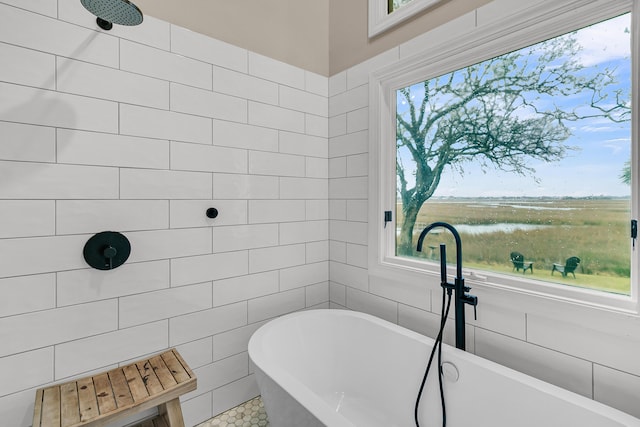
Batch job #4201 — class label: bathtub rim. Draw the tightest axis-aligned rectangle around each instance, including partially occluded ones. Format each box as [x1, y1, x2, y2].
[248, 308, 640, 426]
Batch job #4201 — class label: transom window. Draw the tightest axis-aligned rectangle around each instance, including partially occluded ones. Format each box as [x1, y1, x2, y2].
[369, 0, 443, 37]
[388, 0, 414, 14]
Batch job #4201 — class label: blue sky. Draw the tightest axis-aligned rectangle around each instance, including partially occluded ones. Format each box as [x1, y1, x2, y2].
[397, 13, 631, 198]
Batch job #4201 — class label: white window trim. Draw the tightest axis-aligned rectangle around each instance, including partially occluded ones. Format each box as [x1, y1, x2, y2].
[368, 0, 443, 38]
[368, 0, 639, 316]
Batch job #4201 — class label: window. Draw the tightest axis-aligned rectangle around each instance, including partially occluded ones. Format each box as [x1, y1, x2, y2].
[368, 0, 443, 37]
[370, 0, 638, 310]
[388, 0, 415, 14]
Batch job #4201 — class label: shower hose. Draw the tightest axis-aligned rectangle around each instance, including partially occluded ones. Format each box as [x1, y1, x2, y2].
[414, 286, 452, 427]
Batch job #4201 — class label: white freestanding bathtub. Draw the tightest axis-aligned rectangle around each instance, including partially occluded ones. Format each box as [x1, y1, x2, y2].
[248, 309, 640, 427]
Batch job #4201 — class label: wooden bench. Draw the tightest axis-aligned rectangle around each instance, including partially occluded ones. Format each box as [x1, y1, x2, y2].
[33, 348, 197, 427]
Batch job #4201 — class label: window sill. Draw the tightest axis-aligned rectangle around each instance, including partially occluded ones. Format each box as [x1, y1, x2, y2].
[370, 256, 640, 336]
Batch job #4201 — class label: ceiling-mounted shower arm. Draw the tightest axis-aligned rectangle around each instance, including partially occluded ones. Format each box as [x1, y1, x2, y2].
[96, 17, 113, 31]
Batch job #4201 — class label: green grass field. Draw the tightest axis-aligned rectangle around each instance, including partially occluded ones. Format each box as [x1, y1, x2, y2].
[398, 198, 631, 295]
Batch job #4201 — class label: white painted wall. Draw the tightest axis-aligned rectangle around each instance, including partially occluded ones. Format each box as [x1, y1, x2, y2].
[0, 2, 328, 426]
[328, 0, 640, 420]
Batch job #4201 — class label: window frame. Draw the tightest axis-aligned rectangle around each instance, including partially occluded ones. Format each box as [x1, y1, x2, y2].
[369, 0, 639, 314]
[368, 0, 443, 38]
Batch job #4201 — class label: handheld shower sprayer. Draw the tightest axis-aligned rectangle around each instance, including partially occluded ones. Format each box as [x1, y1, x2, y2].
[80, 0, 143, 31]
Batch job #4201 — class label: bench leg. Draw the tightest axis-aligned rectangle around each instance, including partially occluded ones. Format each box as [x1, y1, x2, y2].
[159, 398, 185, 427]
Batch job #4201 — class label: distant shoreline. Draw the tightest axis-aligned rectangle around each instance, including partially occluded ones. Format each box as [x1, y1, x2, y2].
[400, 196, 631, 201]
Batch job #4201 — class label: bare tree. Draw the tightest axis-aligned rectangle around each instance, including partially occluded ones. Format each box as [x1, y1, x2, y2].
[397, 32, 630, 255]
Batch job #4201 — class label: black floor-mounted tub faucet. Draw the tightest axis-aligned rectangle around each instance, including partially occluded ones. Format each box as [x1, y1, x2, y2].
[416, 222, 478, 351]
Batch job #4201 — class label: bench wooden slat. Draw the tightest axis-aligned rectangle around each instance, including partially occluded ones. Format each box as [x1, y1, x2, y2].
[123, 364, 150, 402]
[161, 350, 190, 384]
[172, 350, 195, 379]
[108, 367, 135, 408]
[41, 387, 61, 427]
[77, 376, 99, 422]
[93, 373, 117, 415]
[33, 388, 44, 427]
[148, 355, 178, 390]
[60, 382, 80, 427]
[137, 360, 164, 396]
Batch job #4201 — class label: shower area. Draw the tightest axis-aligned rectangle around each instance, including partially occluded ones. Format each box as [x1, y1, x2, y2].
[0, 0, 330, 425]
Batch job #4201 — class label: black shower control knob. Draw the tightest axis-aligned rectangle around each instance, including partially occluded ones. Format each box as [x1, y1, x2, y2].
[206, 208, 219, 218]
[103, 245, 117, 259]
[83, 231, 131, 270]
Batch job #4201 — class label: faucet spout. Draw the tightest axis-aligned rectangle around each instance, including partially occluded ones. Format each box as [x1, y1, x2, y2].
[416, 221, 478, 351]
[417, 222, 462, 279]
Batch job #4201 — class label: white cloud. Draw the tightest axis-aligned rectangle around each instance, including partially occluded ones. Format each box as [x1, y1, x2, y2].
[574, 14, 631, 67]
[601, 137, 630, 155]
[579, 125, 619, 133]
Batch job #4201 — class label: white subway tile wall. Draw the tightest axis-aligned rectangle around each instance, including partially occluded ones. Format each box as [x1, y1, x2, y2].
[0, 348, 54, 398]
[212, 66, 278, 105]
[171, 26, 247, 73]
[0, 200, 56, 238]
[0, 1, 328, 426]
[56, 57, 170, 109]
[248, 101, 306, 134]
[170, 83, 248, 123]
[212, 120, 279, 152]
[304, 114, 328, 138]
[474, 328, 594, 399]
[0, 43, 56, 90]
[56, 129, 170, 169]
[56, 260, 170, 306]
[594, 364, 640, 418]
[0, 4, 118, 67]
[305, 240, 329, 263]
[0, 274, 56, 317]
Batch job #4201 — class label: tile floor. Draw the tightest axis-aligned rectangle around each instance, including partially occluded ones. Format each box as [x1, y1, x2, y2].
[196, 396, 269, 427]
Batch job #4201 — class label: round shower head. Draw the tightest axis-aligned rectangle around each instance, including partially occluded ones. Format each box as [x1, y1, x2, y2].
[81, 0, 143, 30]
